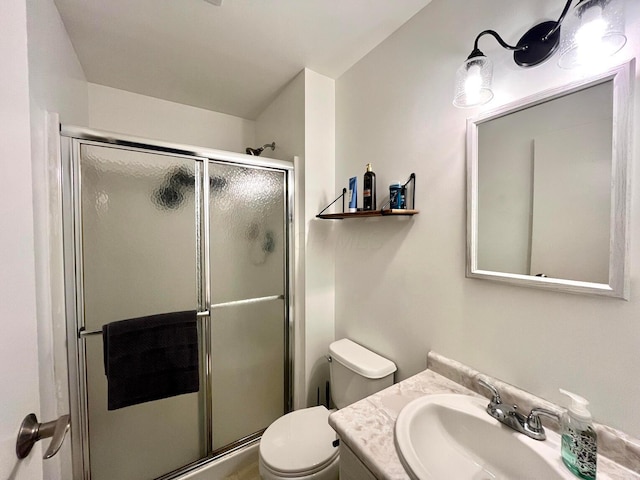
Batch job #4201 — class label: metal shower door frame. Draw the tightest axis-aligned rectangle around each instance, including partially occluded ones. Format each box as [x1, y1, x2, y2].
[60, 126, 295, 480]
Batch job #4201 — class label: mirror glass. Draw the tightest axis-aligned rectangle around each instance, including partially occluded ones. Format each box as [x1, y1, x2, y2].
[466, 61, 633, 298]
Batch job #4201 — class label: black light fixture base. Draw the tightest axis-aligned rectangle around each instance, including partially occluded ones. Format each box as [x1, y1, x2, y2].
[513, 21, 561, 67]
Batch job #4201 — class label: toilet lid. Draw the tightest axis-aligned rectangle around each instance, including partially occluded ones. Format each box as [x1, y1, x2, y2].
[260, 406, 339, 474]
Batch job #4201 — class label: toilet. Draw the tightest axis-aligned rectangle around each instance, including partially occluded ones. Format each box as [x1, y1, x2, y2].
[259, 338, 397, 480]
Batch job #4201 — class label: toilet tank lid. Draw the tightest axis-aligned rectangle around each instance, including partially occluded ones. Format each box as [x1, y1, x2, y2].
[329, 339, 397, 379]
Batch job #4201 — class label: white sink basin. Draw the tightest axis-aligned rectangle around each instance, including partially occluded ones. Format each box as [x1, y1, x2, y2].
[395, 394, 573, 480]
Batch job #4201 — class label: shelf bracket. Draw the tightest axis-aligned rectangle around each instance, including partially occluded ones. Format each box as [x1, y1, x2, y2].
[405, 172, 416, 210]
[316, 188, 347, 218]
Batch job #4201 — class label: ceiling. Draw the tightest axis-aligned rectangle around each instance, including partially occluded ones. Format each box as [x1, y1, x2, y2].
[53, 0, 431, 120]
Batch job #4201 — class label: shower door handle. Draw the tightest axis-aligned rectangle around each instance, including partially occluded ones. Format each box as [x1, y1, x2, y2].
[16, 413, 70, 459]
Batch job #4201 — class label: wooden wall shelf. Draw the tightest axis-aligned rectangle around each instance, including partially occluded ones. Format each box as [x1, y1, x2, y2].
[316, 173, 417, 220]
[316, 209, 419, 220]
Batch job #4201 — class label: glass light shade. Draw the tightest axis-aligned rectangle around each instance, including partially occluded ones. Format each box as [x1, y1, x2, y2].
[453, 55, 494, 108]
[558, 0, 626, 69]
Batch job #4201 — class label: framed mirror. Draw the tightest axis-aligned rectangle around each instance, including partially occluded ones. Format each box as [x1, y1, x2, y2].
[466, 60, 634, 299]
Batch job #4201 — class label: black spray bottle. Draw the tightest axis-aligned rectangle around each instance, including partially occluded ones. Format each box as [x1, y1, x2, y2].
[363, 163, 377, 210]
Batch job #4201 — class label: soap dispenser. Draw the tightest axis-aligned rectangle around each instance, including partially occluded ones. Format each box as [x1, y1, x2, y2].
[363, 163, 376, 211]
[559, 389, 597, 480]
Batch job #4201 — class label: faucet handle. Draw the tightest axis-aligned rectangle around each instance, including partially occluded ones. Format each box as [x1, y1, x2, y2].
[477, 378, 502, 404]
[525, 408, 561, 439]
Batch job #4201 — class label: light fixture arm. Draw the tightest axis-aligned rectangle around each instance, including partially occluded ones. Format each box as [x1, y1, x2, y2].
[472, 30, 527, 55]
[544, 0, 576, 40]
[465, 0, 583, 68]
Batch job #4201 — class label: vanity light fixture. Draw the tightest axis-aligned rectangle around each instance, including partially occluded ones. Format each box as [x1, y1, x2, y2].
[453, 0, 627, 108]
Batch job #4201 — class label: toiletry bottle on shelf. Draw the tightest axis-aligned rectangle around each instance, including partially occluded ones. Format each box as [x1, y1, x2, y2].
[389, 183, 406, 209]
[559, 389, 597, 480]
[348, 177, 358, 212]
[363, 163, 376, 211]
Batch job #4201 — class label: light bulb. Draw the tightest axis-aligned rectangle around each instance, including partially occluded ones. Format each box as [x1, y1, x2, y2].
[453, 55, 493, 108]
[464, 64, 483, 105]
[558, 0, 627, 69]
[574, 5, 608, 63]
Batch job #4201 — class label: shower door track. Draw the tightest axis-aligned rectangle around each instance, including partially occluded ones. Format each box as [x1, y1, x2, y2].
[61, 125, 295, 480]
[60, 125, 294, 172]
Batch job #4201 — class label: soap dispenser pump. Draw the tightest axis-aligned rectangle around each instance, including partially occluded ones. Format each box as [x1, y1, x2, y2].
[559, 389, 597, 480]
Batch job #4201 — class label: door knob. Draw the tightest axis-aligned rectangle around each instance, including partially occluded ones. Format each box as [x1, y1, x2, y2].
[16, 413, 70, 459]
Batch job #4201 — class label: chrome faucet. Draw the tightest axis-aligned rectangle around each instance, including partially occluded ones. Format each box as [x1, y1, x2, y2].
[478, 378, 559, 441]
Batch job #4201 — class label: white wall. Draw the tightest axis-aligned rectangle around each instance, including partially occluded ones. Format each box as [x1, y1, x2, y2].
[335, 0, 640, 437]
[301, 70, 336, 407]
[255, 73, 306, 164]
[26, 0, 89, 477]
[255, 71, 307, 408]
[255, 68, 336, 409]
[0, 1, 42, 478]
[0, 0, 90, 478]
[88, 84, 255, 153]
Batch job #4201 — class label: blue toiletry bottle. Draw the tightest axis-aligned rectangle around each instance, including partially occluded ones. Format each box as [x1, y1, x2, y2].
[389, 183, 406, 209]
[348, 177, 357, 212]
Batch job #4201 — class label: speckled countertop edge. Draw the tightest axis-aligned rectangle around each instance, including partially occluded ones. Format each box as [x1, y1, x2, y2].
[328, 352, 640, 480]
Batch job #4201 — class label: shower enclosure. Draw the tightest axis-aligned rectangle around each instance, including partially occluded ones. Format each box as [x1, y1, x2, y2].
[60, 127, 294, 480]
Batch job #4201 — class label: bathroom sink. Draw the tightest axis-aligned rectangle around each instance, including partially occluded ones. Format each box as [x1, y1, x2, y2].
[395, 394, 573, 480]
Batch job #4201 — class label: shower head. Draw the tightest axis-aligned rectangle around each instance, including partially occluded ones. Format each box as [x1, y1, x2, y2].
[245, 142, 276, 156]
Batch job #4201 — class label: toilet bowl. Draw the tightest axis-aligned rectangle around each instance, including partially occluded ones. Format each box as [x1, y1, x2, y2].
[258, 406, 339, 480]
[259, 339, 396, 479]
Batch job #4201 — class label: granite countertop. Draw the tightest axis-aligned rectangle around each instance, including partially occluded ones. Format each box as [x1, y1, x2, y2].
[328, 353, 640, 480]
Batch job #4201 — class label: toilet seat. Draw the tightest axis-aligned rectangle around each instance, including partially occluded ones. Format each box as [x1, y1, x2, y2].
[259, 406, 339, 476]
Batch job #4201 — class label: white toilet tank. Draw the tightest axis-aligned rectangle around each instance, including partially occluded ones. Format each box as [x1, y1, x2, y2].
[328, 339, 396, 409]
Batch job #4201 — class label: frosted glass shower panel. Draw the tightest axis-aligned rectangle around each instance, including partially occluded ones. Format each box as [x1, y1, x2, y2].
[80, 144, 199, 326]
[211, 299, 285, 449]
[79, 144, 203, 480]
[209, 162, 286, 303]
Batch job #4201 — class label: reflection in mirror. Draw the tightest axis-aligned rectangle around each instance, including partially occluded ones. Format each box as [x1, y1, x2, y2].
[478, 81, 612, 283]
[467, 60, 633, 299]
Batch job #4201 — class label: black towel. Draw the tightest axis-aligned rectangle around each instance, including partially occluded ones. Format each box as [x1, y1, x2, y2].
[102, 310, 199, 410]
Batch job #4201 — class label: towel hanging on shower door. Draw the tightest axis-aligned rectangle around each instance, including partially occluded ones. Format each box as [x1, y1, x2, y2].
[102, 310, 199, 410]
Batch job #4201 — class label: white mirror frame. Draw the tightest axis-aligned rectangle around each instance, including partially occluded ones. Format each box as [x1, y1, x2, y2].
[466, 59, 634, 299]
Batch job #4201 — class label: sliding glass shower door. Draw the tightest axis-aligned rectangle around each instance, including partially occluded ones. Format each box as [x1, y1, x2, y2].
[208, 162, 287, 450]
[77, 144, 206, 480]
[63, 130, 293, 480]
